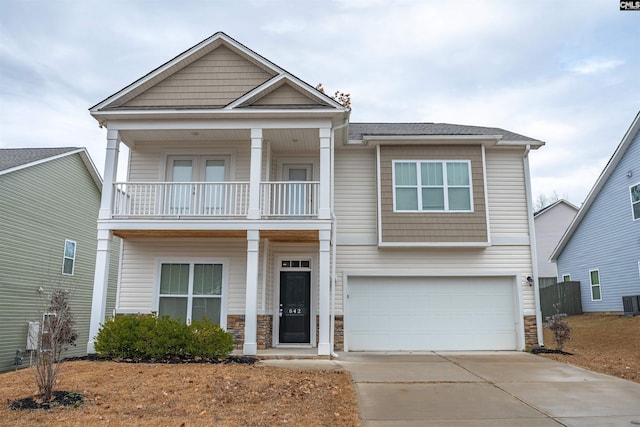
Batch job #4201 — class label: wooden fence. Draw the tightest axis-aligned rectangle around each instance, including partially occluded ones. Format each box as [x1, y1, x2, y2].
[540, 281, 583, 320]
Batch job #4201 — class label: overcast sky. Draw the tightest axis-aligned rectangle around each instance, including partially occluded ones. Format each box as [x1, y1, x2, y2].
[1, 0, 638, 206]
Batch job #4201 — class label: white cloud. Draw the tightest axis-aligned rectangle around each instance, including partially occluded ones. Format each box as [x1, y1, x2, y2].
[569, 58, 624, 75]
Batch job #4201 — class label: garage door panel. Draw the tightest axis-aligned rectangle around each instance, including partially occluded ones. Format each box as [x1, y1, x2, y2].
[347, 276, 517, 351]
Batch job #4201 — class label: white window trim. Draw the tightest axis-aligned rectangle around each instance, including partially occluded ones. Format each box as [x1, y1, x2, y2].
[589, 268, 602, 301]
[630, 182, 640, 221]
[392, 160, 474, 213]
[154, 258, 228, 328]
[62, 239, 76, 276]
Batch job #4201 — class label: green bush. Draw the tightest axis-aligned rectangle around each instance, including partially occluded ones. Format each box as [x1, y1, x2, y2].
[94, 314, 234, 361]
[188, 318, 235, 359]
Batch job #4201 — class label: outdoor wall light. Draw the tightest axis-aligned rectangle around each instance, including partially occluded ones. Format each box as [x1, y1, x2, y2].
[526, 276, 534, 286]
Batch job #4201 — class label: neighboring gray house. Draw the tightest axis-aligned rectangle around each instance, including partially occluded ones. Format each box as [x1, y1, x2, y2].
[0, 148, 118, 372]
[534, 199, 578, 287]
[551, 112, 640, 313]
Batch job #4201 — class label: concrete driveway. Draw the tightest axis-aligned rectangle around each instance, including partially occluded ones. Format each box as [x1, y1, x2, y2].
[334, 352, 640, 426]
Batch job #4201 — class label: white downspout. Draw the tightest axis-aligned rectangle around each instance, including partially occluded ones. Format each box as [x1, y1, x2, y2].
[330, 119, 349, 358]
[523, 144, 544, 347]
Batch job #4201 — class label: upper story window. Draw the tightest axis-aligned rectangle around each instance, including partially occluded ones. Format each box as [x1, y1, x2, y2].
[393, 160, 473, 212]
[62, 240, 76, 275]
[630, 183, 640, 220]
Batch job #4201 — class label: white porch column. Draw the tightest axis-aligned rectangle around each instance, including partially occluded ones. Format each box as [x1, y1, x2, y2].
[318, 229, 331, 355]
[247, 129, 263, 220]
[88, 130, 120, 353]
[318, 127, 331, 220]
[243, 229, 260, 355]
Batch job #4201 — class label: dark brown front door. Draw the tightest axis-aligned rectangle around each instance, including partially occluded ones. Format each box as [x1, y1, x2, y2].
[279, 271, 311, 343]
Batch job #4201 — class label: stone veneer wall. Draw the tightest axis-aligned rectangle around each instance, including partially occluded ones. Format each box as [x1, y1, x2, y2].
[524, 315, 538, 347]
[315, 315, 344, 351]
[226, 315, 273, 350]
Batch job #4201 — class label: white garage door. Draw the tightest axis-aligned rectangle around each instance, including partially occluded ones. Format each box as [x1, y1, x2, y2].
[347, 276, 518, 351]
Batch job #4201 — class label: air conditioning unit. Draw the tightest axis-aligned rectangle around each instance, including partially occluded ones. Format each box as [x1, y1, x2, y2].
[622, 295, 640, 316]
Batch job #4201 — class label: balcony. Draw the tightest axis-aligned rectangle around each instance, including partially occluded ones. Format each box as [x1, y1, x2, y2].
[112, 181, 320, 219]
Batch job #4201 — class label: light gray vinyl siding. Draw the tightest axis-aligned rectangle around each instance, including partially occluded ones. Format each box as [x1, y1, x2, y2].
[334, 147, 377, 243]
[485, 147, 530, 237]
[118, 238, 249, 314]
[557, 132, 640, 312]
[0, 154, 119, 372]
[129, 142, 251, 182]
[534, 203, 577, 278]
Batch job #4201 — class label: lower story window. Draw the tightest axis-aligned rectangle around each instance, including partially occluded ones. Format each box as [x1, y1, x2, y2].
[158, 262, 224, 325]
[589, 269, 601, 301]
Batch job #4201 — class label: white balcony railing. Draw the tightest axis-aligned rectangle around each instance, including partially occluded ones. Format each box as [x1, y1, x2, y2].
[112, 181, 320, 218]
[260, 181, 319, 217]
[113, 182, 249, 217]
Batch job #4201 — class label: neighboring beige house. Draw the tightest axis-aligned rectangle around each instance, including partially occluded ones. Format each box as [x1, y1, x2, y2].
[88, 32, 545, 355]
[533, 200, 579, 287]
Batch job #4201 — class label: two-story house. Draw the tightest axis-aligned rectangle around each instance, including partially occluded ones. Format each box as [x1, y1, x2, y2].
[88, 32, 544, 356]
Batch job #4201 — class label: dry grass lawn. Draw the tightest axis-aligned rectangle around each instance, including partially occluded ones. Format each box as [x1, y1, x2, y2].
[539, 314, 640, 383]
[0, 361, 360, 426]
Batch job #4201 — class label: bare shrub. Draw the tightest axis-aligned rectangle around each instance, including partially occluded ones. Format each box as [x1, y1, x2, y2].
[544, 303, 571, 351]
[34, 289, 78, 401]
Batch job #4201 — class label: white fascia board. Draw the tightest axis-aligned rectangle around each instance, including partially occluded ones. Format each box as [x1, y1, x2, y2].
[91, 108, 344, 123]
[497, 140, 545, 148]
[106, 117, 334, 131]
[98, 219, 332, 231]
[356, 135, 503, 146]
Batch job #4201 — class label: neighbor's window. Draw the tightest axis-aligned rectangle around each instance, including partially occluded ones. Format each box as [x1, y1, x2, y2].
[158, 263, 223, 325]
[589, 269, 601, 301]
[393, 160, 472, 212]
[62, 240, 76, 275]
[630, 183, 640, 220]
[562, 274, 571, 282]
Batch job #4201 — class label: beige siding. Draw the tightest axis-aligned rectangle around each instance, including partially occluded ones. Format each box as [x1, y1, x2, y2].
[118, 238, 250, 314]
[485, 147, 530, 236]
[334, 147, 377, 241]
[129, 141, 251, 182]
[122, 46, 274, 108]
[253, 84, 318, 106]
[336, 244, 536, 315]
[379, 145, 488, 243]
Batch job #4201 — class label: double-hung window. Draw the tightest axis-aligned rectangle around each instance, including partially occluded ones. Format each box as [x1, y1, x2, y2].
[589, 269, 601, 301]
[393, 160, 472, 212]
[630, 183, 640, 220]
[158, 262, 224, 325]
[62, 240, 76, 275]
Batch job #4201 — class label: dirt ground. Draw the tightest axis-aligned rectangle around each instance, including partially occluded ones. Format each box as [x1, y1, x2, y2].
[539, 314, 640, 383]
[0, 361, 360, 426]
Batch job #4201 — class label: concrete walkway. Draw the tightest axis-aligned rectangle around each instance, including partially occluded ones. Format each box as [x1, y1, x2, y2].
[261, 352, 640, 426]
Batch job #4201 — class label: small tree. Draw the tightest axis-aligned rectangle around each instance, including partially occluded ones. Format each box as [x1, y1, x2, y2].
[315, 83, 351, 110]
[34, 289, 78, 401]
[544, 303, 571, 351]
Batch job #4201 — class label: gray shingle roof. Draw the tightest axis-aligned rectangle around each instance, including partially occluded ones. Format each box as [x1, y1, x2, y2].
[348, 123, 541, 142]
[0, 148, 80, 172]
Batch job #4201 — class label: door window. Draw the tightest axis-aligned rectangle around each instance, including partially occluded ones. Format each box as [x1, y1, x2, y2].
[166, 156, 228, 215]
[283, 164, 312, 216]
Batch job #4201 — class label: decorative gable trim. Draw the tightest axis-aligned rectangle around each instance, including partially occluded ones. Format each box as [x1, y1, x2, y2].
[226, 75, 337, 110]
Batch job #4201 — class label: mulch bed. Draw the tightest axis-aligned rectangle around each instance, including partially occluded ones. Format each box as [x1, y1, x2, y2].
[9, 390, 84, 410]
[530, 347, 573, 356]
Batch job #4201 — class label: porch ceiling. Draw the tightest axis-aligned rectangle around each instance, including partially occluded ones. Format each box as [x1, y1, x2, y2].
[112, 229, 319, 242]
[119, 128, 320, 152]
